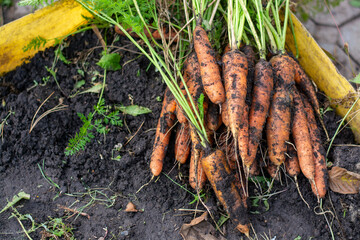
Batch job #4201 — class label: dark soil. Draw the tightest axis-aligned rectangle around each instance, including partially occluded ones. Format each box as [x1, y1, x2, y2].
[0, 30, 359, 240]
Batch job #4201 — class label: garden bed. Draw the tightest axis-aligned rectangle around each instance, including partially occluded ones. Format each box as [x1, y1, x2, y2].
[0, 29, 359, 240]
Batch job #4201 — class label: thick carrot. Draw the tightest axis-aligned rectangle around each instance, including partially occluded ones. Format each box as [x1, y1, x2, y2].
[270, 54, 295, 88]
[194, 25, 225, 104]
[206, 102, 222, 131]
[241, 45, 256, 106]
[285, 143, 300, 177]
[201, 149, 250, 236]
[248, 59, 274, 167]
[175, 122, 191, 164]
[302, 96, 328, 199]
[115, 25, 178, 42]
[292, 89, 315, 181]
[189, 125, 207, 190]
[266, 85, 292, 166]
[222, 49, 248, 163]
[150, 88, 177, 176]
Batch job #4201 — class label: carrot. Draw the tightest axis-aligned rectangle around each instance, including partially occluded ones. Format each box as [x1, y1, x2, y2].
[201, 149, 250, 236]
[266, 159, 280, 181]
[222, 49, 248, 163]
[115, 25, 178, 42]
[221, 100, 229, 128]
[238, 104, 249, 167]
[175, 76, 188, 124]
[189, 125, 207, 190]
[174, 122, 191, 164]
[218, 130, 236, 170]
[248, 59, 274, 167]
[270, 54, 295, 88]
[248, 158, 260, 176]
[292, 89, 315, 181]
[194, 25, 225, 104]
[302, 96, 328, 199]
[206, 102, 222, 131]
[285, 143, 300, 177]
[287, 56, 320, 116]
[266, 84, 292, 166]
[150, 87, 177, 176]
[241, 45, 256, 106]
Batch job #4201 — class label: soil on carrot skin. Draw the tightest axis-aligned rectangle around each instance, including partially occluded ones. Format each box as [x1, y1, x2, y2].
[0, 30, 359, 240]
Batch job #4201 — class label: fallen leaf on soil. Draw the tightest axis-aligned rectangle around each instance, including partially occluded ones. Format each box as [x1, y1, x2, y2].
[329, 166, 360, 194]
[79, 82, 105, 95]
[125, 202, 138, 212]
[179, 212, 222, 240]
[117, 105, 152, 116]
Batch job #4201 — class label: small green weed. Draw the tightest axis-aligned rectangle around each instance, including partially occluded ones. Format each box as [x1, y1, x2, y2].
[65, 98, 123, 156]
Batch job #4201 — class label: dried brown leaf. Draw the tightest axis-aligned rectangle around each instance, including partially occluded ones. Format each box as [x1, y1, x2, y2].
[179, 212, 222, 240]
[329, 166, 360, 194]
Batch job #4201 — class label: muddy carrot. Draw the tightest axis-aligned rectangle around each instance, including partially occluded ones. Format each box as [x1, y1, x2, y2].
[175, 122, 191, 164]
[292, 89, 315, 181]
[221, 100, 229, 128]
[194, 25, 225, 104]
[222, 49, 248, 163]
[266, 85, 292, 166]
[206, 102, 222, 131]
[176, 76, 189, 124]
[150, 88, 177, 176]
[189, 125, 207, 190]
[201, 149, 250, 236]
[302, 96, 328, 199]
[238, 104, 249, 166]
[285, 143, 300, 177]
[266, 159, 280, 180]
[248, 59, 274, 167]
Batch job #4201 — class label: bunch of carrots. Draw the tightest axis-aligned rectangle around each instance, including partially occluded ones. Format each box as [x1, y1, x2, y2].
[139, 0, 328, 237]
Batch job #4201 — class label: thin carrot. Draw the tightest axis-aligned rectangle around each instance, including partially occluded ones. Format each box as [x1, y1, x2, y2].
[175, 122, 191, 164]
[176, 76, 188, 124]
[248, 158, 260, 176]
[238, 104, 249, 167]
[302, 95, 328, 199]
[292, 89, 315, 182]
[248, 59, 274, 167]
[150, 87, 177, 176]
[266, 159, 280, 181]
[221, 100, 229, 128]
[218, 129, 236, 170]
[201, 149, 250, 236]
[194, 25, 225, 104]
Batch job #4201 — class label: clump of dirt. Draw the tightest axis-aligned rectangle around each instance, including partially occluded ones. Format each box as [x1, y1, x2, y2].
[0, 30, 359, 240]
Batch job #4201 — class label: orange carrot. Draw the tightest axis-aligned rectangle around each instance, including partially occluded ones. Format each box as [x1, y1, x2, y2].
[206, 102, 222, 131]
[266, 85, 292, 166]
[238, 104, 249, 167]
[292, 89, 315, 181]
[248, 59, 274, 167]
[302, 96, 328, 199]
[222, 49, 248, 163]
[270, 54, 295, 88]
[285, 143, 300, 177]
[194, 25, 225, 104]
[189, 125, 207, 190]
[218, 130, 236, 170]
[174, 122, 191, 164]
[150, 87, 177, 176]
[201, 149, 250, 236]
[221, 100, 229, 128]
[176, 75, 189, 124]
[266, 159, 280, 180]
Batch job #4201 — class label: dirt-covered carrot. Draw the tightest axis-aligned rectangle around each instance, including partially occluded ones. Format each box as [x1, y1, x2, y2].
[238, 104, 249, 166]
[150, 88, 177, 176]
[248, 59, 274, 167]
[201, 149, 250, 236]
[176, 75, 189, 124]
[302, 96, 328, 199]
[292, 89, 315, 181]
[270, 54, 295, 88]
[266, 159, 280, 180]
[222, 49, 248, 163]
[218, 129, 236, 170]
[194, 25, 225, 104]
[175, 122, 191, 164]
[241, 45, 256, 106]
[266, 84, 292, 166]
[221, 100, 229, 128]
[206, 102, 222, 131]
[189, 125, 207, 190]
[285, 143, 300, 177]
[248, 157, 260, 176]
[115, 25, 178, 42]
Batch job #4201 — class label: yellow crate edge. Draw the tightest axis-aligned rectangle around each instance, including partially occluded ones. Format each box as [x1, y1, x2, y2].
[0, 0, 92, 76]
